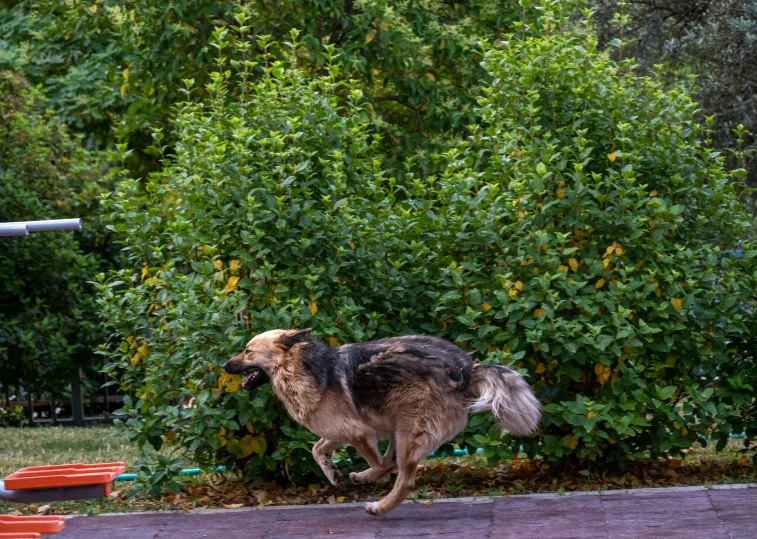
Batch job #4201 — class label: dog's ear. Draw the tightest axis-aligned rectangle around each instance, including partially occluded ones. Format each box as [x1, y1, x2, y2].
[278, 328, 312, 350]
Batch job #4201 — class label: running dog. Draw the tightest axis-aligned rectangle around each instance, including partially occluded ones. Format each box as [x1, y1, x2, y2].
[223, 329, 540, 515]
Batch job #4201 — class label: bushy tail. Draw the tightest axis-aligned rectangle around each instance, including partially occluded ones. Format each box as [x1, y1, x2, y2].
[469, 364, 541, 436]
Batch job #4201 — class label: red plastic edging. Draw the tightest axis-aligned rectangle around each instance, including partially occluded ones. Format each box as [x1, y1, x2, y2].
[3, 462, 125, 491]
[0, 533, 41, 539]
[0, 515, 65, 534]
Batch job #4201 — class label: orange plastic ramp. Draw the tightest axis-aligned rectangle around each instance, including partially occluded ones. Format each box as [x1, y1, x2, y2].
[0, 533, 41, 539]
[0, 515, 64, 534]
[3, 463, 125, 491]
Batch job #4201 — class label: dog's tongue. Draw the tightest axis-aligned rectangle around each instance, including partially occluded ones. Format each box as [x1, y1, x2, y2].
[242, 370, 259, 390]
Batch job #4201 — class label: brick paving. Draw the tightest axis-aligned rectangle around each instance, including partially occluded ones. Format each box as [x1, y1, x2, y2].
[52, 485, 757, 539]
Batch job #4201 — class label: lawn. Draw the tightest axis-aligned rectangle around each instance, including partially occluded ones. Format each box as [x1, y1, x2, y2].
[0, 427, 147, 478]
[1, 427, 755, 517]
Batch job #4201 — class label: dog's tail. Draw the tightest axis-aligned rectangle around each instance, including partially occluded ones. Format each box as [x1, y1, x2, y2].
[469, 364, 541, 436]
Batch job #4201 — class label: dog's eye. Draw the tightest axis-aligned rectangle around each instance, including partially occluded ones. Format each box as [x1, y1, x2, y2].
[245, 349, 252, 354]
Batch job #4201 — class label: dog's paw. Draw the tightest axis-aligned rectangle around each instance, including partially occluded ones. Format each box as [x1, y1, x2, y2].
[349, 471, 366, 485]
[327, 469, 342, 486]
[364, 501, 383, 516]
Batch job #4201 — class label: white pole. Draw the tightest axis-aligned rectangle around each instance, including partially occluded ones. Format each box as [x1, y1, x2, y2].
[0, 219, 81, 236]
[0, 224, 29, 236]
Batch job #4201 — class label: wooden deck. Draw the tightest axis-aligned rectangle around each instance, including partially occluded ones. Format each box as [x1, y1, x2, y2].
[52, 486, 757, 539]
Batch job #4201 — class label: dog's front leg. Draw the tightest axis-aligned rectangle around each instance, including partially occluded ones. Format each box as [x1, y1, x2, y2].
[312, 438, 343, 486]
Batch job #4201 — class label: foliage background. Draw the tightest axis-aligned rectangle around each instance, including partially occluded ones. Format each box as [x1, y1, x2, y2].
[98, 10, 757, 491]
[0, 71, 112, 397]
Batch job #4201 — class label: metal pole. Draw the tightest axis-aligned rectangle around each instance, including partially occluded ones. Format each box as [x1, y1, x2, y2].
[71, 368, 84, 427]
[0, 223, 29, 236]
[0, 218, 81, 236]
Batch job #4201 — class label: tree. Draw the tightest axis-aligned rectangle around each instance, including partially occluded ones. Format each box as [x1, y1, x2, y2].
[0, 71, 110, 397]
[0, 0, 541, 174]
[593, 0, 757, 194]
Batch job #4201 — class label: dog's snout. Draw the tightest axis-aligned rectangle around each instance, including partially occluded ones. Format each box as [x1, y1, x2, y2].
[222, 360, 229, 372]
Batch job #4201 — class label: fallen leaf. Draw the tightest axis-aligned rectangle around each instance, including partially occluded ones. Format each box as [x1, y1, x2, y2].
[37, 505, 51, 515]
[222, 503, 244, 509]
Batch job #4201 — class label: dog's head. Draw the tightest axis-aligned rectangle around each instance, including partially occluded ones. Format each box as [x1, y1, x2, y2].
[223, 328, 312, 391]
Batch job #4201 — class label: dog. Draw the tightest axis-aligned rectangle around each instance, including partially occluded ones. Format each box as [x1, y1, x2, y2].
[223, 328, 540, 515]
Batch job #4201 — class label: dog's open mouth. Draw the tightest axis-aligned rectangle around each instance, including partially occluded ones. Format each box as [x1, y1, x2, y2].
[241, 368, 269, 392]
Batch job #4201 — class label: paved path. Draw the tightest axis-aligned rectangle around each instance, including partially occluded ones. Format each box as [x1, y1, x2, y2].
[53, 485, 757, 539]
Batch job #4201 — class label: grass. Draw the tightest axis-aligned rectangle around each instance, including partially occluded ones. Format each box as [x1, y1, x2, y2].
[0, 427, 146, 478]
[0, 427, 754, 517]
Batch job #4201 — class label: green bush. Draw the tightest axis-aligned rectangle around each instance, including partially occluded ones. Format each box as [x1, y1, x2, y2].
[100, 11, 757, 490]
[0, 404, 25, 428]
[420, 12, 757, 468]
[99, 30, 397, 483]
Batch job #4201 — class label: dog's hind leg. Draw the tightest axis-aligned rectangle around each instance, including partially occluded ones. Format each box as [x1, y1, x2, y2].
[312, 438, 343, 486]
[364, 426, 431, 516]
[349, 436, 396, 485]
[350, 436, 396, 485]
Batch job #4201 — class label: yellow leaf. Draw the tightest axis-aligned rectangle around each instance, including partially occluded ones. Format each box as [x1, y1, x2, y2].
[229, 259, 240, 272]
[615, 247, 623, 256]
[123, 68, 130, 80]
[596, 278, 606, 288]
[556, 187, 565, 199]
[558, 265, 568, 272]
[607, 152, 616, 162]
[673, 422, 681, 430]
[223, 276, 240, 295]
[327, 336, 339, 347]
[515, 281, 523, 291]
[587, 412, 596, 419]
[481, 303, 492, 312]
[184, 23, 196, 33]
[569, 258, 578, 273]
[239, 435, 267, 458]
[603, 257, 611, 269]
[349, 241, 356, 249]
[681, 428, 688, 436]
[120, 84, 126, 97]
[308, 302, 318, 316]
[594, 363, 604, 376]
[564, 435, 579, 450]
[535, 363, 546, 374]
[130, 352, 141, 366]
[365, 31, 376, 43]
[508, 288, 518, 297]
[88, 4, 97, 13]
[202, 245, 210, 255]
[141, 266, 148, 280]
[425, 72, 436, 82]
[533, 308, 546, 318]
[380, 21, 389, 32]
[137, 343, 149, 357]
[670, 298, 682, 311]
[246, 422, 255, 434]
[655, 286, 662, 297]
[605, 245, 615, 256]
[213, 260, 223, 270]
[225, 378, 241, 392]
[649, 190, 658, 197]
